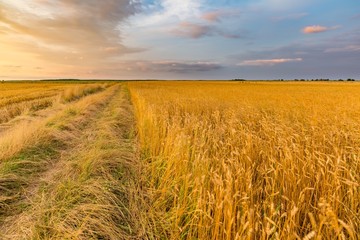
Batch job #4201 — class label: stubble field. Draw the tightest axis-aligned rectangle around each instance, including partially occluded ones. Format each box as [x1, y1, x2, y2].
[0, 81, 359, 239]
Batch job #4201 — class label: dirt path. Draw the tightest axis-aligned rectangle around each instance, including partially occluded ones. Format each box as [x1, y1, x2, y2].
[0, 86, 117, 222]
[0, 85, 146, 239]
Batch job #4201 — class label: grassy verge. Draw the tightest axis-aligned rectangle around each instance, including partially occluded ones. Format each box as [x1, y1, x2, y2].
[0, 86, 118, 227]
[0, 86, 148, 239]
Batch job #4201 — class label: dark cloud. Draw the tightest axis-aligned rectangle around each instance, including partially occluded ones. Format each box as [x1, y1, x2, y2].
[87, 61, 223, 75]
[151, 61, 223, 73]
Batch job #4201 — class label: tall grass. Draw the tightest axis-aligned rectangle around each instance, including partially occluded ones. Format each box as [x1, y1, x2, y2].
[0, 84, 148, 239]
[0, 97, 55, 124]
[128, 81, 360, 239]
[60, 84, 107, 102]
[0, 84, 113, 161]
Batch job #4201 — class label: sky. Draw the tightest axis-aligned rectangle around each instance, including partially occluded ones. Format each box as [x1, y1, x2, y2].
[0, 0, 359, 80]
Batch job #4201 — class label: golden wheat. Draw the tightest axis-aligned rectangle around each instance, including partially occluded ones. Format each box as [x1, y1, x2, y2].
[1, 81, 359, 239]
[128, 81, 360, 239]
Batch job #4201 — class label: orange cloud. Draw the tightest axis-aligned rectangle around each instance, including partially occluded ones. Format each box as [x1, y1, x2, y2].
[171, 21, 241, 39]
[238, 58, 302, 66]
[171, 22, 212, 38]
[0, 1, 147, 79]
[302, 25, 339, 34]
[201, 10, 240, 22]
[202, 12, 222, 22]
[0, 1, 141, 66]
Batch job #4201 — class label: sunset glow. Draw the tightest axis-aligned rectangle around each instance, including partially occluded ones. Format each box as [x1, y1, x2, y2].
[0, 0, 359, 80]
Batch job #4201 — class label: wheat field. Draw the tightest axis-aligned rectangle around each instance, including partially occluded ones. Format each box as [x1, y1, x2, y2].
[0, 81, 359, 239]
[128, 81, 360, 240]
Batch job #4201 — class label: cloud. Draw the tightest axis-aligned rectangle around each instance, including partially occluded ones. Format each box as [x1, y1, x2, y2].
[129, 0, 203, 27]
[152, 61, 223, 73]
[51, 60, 224, 79]
[324, 45, 360, 53]
[171, 21, 241, 39]
[171, 22, 212, 38]
[202, 11, 223, 22]
[50, 60, 224, 79]
[0, 1, 141, 66]
[118, 60, 223, 73]
[201, 10, 241, 22]
[238, 58, 303, 66]
[160, 0, 203, 20]
[229, 28, 360, 79]
[0, 65, 22, 70]
[302, 25, 339, 34]
[1, 65, 22, 68]
[127, 1, 243, 40]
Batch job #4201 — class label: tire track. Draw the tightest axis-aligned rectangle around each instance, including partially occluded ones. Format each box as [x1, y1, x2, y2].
[0, 85, 119, 226]
[1, 85, 147, 239]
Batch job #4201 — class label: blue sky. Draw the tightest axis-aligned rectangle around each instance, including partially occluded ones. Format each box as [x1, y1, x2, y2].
[0, 0, 359, 79]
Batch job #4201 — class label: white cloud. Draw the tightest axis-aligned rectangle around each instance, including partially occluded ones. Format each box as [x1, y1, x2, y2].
[324, 45, 360, 53]
[130, 0, 203, 27]
[238, 58, 303, 66]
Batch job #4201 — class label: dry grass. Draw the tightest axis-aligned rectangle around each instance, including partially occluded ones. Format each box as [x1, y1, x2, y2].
[0, 82, 147, 239]
[0, 85, 145, 239]
[0, 83, 63, 124]
[0, 86, 117, 219]
[0, 83, 111, 161]
[60, 83, 108, 103]
[128, 81, 360, 239]
[0, 97, 55, 124]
